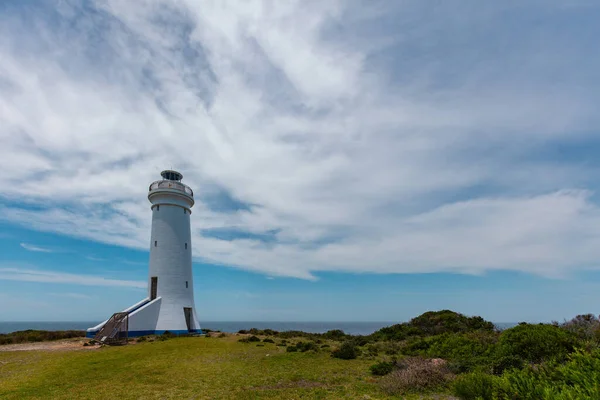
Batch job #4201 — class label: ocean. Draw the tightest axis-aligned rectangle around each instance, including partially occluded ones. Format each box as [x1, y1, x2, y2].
[0, 321, 518, 335]
[0, 321, 394, 335]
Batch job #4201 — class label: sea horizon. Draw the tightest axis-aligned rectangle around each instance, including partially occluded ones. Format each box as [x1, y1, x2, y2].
[0, 321, 519, 335]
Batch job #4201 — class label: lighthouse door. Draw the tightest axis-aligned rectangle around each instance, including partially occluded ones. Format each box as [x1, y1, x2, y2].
[150, 277, 158, 300]
[184, 307, 192, 331]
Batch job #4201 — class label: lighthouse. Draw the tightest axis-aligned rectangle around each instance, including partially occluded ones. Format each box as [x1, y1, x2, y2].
[87, 170, 201, 340]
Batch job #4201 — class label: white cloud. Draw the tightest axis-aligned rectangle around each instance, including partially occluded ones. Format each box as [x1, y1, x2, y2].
[20, 243, 56, 253]
[0, 267, 146, 289]
[0, 1, 600, 279]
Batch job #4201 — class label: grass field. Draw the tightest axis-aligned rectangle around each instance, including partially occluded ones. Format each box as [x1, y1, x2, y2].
[0, 335, 453, 399]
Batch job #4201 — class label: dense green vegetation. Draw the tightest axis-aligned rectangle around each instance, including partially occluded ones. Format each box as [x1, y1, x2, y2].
[0, 330, 84, 345]
[3, 310, 600, 398]
[235, 310, 600, 397]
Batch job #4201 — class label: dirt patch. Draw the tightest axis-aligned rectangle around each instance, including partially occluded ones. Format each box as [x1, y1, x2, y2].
[0, 338, 98, 352]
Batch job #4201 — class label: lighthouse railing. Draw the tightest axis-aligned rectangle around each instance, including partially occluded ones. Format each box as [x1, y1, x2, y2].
[149, 180, 193, 196]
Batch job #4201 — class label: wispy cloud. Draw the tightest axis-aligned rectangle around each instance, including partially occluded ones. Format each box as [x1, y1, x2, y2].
[86, 256, 106, 262]
[0, 267, 146, 288]
[20, 243, 56, 253]
[0, 1, 600, 280]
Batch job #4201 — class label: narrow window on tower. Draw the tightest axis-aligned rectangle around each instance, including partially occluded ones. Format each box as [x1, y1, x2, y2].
[156, 205, 159, 211]
[185, 243, 188, 249]
[186, 281, 188, 288]
[154, 240, 157, 247]
[184, 209, 186, 214]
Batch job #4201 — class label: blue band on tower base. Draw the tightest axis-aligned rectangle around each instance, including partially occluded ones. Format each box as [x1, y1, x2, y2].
[86, 329, 202, 338]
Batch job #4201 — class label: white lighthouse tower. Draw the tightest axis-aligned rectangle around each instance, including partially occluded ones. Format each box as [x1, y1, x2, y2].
[87, 170, 201, 339]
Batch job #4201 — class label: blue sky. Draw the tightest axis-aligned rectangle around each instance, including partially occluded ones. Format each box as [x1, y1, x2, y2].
[1, 0, 600, 323]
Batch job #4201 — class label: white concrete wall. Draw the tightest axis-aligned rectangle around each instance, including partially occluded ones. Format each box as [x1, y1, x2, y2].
[148, 192, 199, 331]
[128, 297, 162, 332]
[87, 297, 150, 332]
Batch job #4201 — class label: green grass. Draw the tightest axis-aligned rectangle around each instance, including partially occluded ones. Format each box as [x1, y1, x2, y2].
[0, 336, 451, 399]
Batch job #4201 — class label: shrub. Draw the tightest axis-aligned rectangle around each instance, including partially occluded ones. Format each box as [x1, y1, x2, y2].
[561, 314, 600, 341]
[137, 336, 147, 342]
[379, 357, 454, 395]
[262, 338, 275, 343]
[494, 350, 600, 400]
[491, 354, 524, 375]
[247, 335, 260, 342]
[286, 345, 298, 352]
[331, 342, 359, 360]
[496, 323, 576, 365]
[321, 344, 330, 348]
[0, 330, 85, 345]
[452, 371, 497, 400]
[370, 361, 394, 376]
[218, 333, 227, 338]
[83, 342, 89, 347]
[296, 341, 318, 352]
[372, 310, 495, 341]
[404, 332, 498, 373]
[322, 329, 348, 341]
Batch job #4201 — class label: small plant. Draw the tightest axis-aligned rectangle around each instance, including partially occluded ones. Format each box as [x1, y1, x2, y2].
[256, 343, 265, 347]
[331, 342, 359, 360]
[452, 371, 496, 400]
[137, 336, 147, 342]
[286, 345, 298, 352]
[82, 342, 89, 347]
[247, 335, 260, 342]
[321, 344, 330, 348]
[262, 338, 274, 343]
[379, 357, 454, 395]
[295, 341, 318, 352]
[370, 361, 394, 376]
[218, 333, 227, 338]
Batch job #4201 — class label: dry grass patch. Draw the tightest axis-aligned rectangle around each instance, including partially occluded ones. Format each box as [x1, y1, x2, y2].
[379, 357, 455, 395]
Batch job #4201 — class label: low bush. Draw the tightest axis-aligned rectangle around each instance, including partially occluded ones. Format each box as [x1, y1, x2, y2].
[372, 310, 496, 341]
[494, 349, 600, 400]
[137, 336, 147, 342]
[561, 314, 600, 341]
[218, 333, 227, 338]
[322, 329, 348, 341]
[331, 342, 358, 360]
[262, 338, 274, 343]
[496, 323, 576, 365]
[239, 335, 261, 343]
[286, 341, 318, 352]
[404, 332, 498, 373]
[0, 330, 85, 345]
[370, 361, 394, 376]
[452, 371, 497, 400]
[379, 357, 454, 395]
